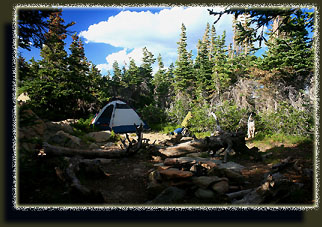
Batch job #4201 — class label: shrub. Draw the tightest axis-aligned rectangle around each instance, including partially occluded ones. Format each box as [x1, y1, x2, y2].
[138, 104, 168, 126]
[257, 102, 314, 137]
[70, 115, 98, 134]
[213, 101, 248, 132]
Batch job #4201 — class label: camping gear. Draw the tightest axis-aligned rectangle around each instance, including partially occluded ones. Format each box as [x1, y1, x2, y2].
[91, 99, 148, 133]
[170, 127, 184, 135]
[181, 111, 192, 127]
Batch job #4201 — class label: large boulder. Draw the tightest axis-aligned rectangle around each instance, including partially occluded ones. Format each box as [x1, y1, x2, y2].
[46, 119, 75, 134]
[19, 109, 47, 138]
[211, 180, 229, 194]
[158, 168, 193, 180]
[48, 130, 81, 148]
[195, 188, 215, 199]
[85, 131, 111, 143]
[192, 176, 222, 189]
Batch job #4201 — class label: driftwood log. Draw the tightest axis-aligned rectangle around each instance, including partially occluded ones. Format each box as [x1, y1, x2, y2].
[159, 131, 258, 162]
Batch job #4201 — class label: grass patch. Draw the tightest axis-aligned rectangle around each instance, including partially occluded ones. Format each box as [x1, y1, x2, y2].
[252, 132, 313, 145]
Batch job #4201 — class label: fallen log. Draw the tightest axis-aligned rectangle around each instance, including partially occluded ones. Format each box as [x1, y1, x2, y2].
[43, 123, 146, 159]
[158, 131, 258, 162]
[158, 140, 207, 157]
[44, 142, 128, 159]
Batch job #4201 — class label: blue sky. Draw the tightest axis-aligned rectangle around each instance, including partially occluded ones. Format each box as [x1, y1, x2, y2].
[18, 6, 314, 76]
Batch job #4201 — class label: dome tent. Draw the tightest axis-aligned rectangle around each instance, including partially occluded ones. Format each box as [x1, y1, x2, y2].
[91, 99, 148, 133]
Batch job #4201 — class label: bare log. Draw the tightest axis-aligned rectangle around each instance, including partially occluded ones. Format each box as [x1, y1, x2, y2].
[43, 142, 128, 158]
[158, 131, 259, 162]
[158, 140, 207, 157]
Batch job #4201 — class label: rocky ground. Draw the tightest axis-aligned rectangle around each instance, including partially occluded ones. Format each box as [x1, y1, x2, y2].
[17, 108, 315, 206]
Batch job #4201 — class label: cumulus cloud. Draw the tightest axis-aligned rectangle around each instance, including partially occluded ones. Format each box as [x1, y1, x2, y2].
[80, 7, 234, 74]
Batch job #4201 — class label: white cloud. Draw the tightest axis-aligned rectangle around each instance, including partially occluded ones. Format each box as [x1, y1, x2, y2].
[80, 7, 234, 74]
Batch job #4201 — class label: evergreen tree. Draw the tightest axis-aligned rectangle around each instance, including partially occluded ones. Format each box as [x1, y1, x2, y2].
[112, 61, 122, 83]
[209, 24, 218, 61]
[153, 54, 172, 108]
[194, 23, 213, 96]
[174, 23, 195, 93]
[20, 11, 80, 120]
[17, 9, 63, 50]
[110, 61, 123, 97]
[260, 9, 314, 90]
[211, 31, 235, 97]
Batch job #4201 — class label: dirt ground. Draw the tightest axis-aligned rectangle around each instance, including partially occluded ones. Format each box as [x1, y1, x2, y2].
[18, 132, 315, 205]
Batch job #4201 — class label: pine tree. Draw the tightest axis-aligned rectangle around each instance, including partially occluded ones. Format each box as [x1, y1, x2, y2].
[174, 23, 195, 93]
[112, 61, 122, 83]
[209, 24, 218, 61]
[67, 33, 101, 116]
[211, 31, 235, 97]
[194, 23, 213, 96]
[261, 9, 314, 90]
[153, 54, 173, 108]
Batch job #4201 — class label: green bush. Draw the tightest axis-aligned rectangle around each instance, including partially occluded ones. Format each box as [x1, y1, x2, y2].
[257, 102, 314, 137]
[138, 104, 168, 126]
[212, 101, 248, 132]
[70, 115, 98, 134]
[167, 97, 193, 125]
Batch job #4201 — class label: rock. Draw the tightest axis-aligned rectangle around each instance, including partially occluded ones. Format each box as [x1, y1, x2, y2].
[102, 142, 115, 148]
[220, 169, 245, 184]
[159, 168, 193, 179]
[148, 170, 162, 182]
[89, 143, 99, 149]
[147, 186, 186, 204]
[189, 163, 209, 176]
[147, 181, 167, 198]
[211, 181, 229, 194]
[218, 161, 245, 172]
[157, 166, 171, 171]
[195, 188, 215, 199]
[200, 161, 218, 169]
[192, 176, 222, 189]
[151, 156, 162, 163]
[163, 157, 195, 166]
[46, 120, 74, 134]
[20, 109, 47, 138]
[48, 130, 81, 148]
[232, 189, 263, 205]
[86, 131, 111, 143]
[186, 152, 209, 158]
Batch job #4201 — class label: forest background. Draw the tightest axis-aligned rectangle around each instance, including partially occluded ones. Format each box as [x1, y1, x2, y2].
[17, 7, 316, 142]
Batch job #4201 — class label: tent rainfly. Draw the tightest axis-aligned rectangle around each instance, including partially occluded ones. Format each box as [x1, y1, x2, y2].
[91, 99, 148, 133]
